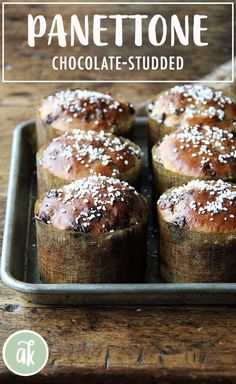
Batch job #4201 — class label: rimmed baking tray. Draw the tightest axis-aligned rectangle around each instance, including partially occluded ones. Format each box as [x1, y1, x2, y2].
[2, 118, 236, 305]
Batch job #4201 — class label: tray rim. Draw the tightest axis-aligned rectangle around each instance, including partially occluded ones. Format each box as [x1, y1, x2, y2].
[2, 119, 236, 299]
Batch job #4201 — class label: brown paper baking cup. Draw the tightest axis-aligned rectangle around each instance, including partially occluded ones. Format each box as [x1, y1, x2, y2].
[158, 211, 236, 283]
[36, 219, 148, 284]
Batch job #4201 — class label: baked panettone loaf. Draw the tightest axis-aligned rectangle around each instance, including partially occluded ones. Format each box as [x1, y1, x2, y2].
[35, 176, 148, 283]
[148, 84, 236, 147]
[157, 179, 236, 283]
[37, 129, 142, 194]
[36, 89, 135, 148]
[152, 124, 236, 196]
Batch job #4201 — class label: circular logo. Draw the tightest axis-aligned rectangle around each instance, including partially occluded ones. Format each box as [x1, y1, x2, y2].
[2, 330, 49, 376]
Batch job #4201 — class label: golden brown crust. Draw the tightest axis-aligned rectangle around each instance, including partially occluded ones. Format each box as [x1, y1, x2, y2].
[37, 130, 141, 184]
[38, 89, 135, 135]
[153, 125, 236, 180]
[157, 179, 236, 234]
[148, 85, 236, 131]
[35, 176, 148, 233]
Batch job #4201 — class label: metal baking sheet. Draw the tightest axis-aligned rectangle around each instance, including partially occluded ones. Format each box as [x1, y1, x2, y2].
[2, 117, 236, 305]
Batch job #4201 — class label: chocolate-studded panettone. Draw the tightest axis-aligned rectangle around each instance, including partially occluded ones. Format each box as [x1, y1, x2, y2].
[157, 179, 236, 283]
[36, 89, 135, 148]
[35, 176, 148, 283]
[148, 85, 236, 147]
[37, 129, 141, 194]
[152, 124, 236, 195]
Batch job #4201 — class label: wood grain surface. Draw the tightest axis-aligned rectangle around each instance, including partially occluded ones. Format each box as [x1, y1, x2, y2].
[3, 1, 233, 82]
[1, 0, 236, 382]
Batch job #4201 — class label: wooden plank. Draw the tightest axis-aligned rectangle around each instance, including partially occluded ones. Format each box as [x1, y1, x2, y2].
[3, 2, 233, 82]
[0, 305, 236, 380]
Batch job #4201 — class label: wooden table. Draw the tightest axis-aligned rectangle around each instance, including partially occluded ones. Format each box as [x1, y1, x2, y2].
[1, 1, 236, 382]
